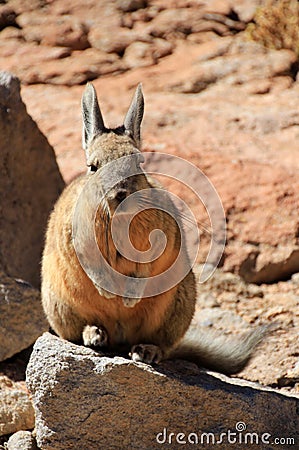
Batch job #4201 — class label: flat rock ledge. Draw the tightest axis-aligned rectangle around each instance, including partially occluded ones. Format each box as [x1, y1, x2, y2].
[26, 333, 299, 450]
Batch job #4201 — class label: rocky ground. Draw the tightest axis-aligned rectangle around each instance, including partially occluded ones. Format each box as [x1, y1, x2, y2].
[0, 0, 298, 446]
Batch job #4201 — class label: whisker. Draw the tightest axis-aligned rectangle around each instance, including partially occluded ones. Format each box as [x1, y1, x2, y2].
[135, 195, 213, 237]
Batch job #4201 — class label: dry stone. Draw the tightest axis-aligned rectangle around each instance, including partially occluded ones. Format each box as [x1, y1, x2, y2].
[0, 71, 64, 287]
[170, 43, 297, 93]
[124, 39, 173, 69]
[16, 49, 121, 86]
[147, 8, 205, 38]
[0, 380, 35, 436]
[7, 431, 39, 450]
[0, 271, 48, 362]
[22, 19, 90, 50]
[89, 27, 141, 54]
[26, 332, 299, 450]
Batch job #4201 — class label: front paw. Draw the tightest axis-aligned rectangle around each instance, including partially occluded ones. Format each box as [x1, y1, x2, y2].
[130, 344, 163, 364]
[82, 325, 108, 348]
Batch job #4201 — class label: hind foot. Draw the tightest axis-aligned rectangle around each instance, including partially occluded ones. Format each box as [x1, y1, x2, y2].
[130, 344, 163, 364]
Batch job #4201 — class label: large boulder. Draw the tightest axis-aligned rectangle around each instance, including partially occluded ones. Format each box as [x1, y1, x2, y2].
[26, 333, 299, 450]
[0, 71, 64, 287]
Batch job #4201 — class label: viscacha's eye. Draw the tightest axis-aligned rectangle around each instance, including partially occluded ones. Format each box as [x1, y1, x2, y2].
[89, 165, 98, 173]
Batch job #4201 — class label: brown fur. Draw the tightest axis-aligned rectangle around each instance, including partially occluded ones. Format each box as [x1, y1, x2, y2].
[42, 131, 195, 351]
[41, 83, 266, 374]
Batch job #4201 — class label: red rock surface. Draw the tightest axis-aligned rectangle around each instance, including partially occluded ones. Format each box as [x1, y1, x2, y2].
[0, 0, 298, 392]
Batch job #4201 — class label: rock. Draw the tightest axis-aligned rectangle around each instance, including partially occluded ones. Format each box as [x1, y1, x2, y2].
[277, 361, 299, 389]
[291, 273, 299, 284]
[0, 1, 254, 87]
[0, 5, 17, 31]
[195, 36, 233, 62]
[89, 27, 141, 54]
[16, 10, 49, 28]
[129, 4, 161, 25]
[123, 41, 154, 68]
[0, 38, 71, 61]
[232, 0, 261, 23]
[0, 39, 120, 85]
[0, 377, 35, 437]
[190, 19, 232, 37]
[117, 0, 148, 13]
[0, 26, 23, 40]
[123, 38, 173, 68]
[148, 8, 205, 38]
[238, 245, 299, 284]
[27, 333, 299, 450]
[204, 0, 232, 16]
[17, 11, 90, 50]
[0, 71, 64, 286]
[23, 19, 90, 50]
[18, 49, 121, 86]
[7, 431, 38, 450]
[6, 0, 42, 15]
[204, 0, 261, 23]
[0, 272, 48, 362]
[170, 42, 297, 93]
[151, 38, 174, 60]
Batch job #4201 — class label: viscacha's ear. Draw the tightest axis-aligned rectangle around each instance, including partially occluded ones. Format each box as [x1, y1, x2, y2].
[123, 83, 144, 148]
[81, 82, 105, 151]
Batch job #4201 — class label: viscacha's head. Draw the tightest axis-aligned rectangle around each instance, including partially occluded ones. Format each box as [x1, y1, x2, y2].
[81, 82, 150, 214]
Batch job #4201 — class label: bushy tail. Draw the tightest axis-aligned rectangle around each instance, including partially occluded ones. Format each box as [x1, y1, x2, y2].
[170, 325, 268, 375]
